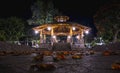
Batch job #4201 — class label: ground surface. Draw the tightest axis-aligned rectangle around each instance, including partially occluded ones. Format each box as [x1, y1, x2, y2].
[0, 52, 120, 73]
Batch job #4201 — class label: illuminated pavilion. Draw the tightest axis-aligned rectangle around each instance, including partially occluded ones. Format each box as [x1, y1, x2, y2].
[33, 16, 91, 48]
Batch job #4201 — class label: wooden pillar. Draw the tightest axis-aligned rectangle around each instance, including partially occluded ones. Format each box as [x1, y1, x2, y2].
[51, 28, 54, 45]
[67, 27, 73, 44]
[51, 28, 54, 36]
[43, 34, 46, 43]
[80, 29, 85, 48]
[77, 34, 80, 43]
[81, 30, 84, 39]
[40, 30, 43, 43]
[70, 27, 73, 36]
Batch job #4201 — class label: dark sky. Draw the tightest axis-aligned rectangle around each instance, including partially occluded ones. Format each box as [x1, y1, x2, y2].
[0, 0, 111, 35]
[0, 0, 109, 19]
[53, 0, 106, 17]
[0, 0, 34, 19]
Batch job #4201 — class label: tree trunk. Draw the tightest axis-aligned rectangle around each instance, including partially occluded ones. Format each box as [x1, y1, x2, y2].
[113, 29, 120, 43]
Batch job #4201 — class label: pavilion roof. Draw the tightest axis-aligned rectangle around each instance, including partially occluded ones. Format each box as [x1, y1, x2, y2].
[33, 22, 91, 36]
[33, 16, 91, 36]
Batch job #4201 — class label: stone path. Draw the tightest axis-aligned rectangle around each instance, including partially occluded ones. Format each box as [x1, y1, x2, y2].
[0, 53, 120, 73]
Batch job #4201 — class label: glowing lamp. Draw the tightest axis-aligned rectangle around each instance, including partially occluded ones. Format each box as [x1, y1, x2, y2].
[82, 34, 84, 38]
[85, 30, 89, 34]
[72, 27, 76, 30]
[76, 35, 79, 39]
[35, 30, 39, 34]
[68, 36, 71, 39]
[47, 27, 51, 31]
[53, 35, 56, 38]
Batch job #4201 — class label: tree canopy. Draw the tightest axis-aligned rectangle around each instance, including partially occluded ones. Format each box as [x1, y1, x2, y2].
[94, 1, 120, 42]
[27, 0, 62, 25]
[0, 17, 25, 41]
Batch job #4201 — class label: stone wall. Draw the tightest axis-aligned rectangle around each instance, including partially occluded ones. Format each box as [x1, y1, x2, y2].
[0, 41, 35, 53]
[52, 43, 71, 51]
[93, 42, 120, 52]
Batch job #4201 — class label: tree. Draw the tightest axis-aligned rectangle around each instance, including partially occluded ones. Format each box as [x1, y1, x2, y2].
[27, 0, 62, 25]
[94, 1, 120, 42]
[0, 19, 6, 41]
[0, 17, 25, 41]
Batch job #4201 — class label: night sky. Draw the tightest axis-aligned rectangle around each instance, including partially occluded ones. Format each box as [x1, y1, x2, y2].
[0, 0, 111, 35]
[0, 0, 109, 19]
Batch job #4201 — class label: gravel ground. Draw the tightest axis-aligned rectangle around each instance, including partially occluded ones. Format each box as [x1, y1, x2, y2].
[0, 52, 120, 73]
